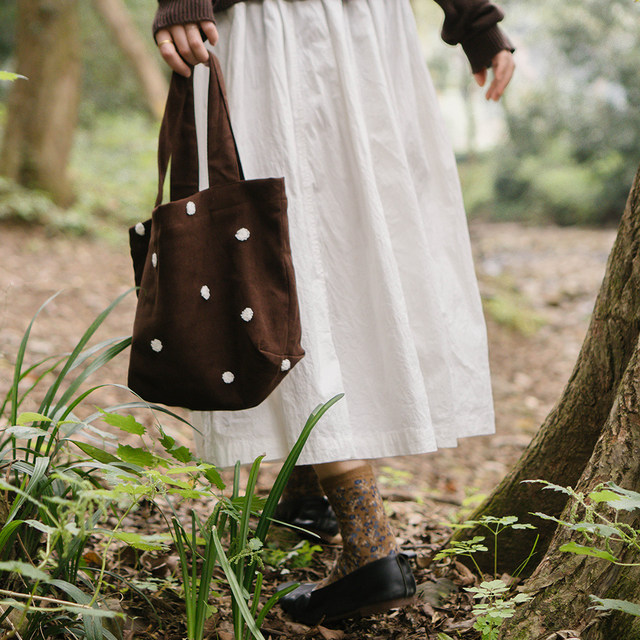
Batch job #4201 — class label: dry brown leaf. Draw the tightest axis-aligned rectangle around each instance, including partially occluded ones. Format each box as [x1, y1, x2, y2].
[544, 632, 582, 640]
[416, 553, 433, 569]
[318, 625, 345, 640]
[82, 551, 102, 567]
[453, 560, 476, 586]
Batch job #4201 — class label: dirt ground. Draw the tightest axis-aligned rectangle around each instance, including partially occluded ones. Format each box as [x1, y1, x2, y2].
[0, 220, 617, 638]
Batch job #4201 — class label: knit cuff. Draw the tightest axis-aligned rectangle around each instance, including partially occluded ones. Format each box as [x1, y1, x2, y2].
[461, 25, 514, 74]
[153, 0, 216, 36]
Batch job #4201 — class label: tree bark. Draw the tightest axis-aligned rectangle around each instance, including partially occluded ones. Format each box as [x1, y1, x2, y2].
[498, 328, 640, 640]
[456, 164, 640, 574]
[91, 0, 168, 120]
[0, 0, 81, 206]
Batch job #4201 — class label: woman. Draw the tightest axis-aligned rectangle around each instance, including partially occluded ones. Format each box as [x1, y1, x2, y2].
[152, 0, 514, 624]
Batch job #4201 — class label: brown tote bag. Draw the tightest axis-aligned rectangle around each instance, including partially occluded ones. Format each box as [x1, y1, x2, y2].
[127, 52, 304, 410]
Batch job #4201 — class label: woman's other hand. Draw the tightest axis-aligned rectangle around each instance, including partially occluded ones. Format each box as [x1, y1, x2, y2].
[155, 21, 218, 77]
[473, 49, 514, 102]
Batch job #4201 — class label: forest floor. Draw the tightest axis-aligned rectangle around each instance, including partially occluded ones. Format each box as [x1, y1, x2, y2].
[0, 221, 617, 639]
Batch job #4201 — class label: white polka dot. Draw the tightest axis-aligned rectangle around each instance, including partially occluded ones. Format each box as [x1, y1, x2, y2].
[186, 201, 196, 216]
[240, 307, 254, 322]
[201, 285, 210, 300]
[281, 359, 291, 372]
[150, 339, 163, 352]
[135, 222, 145, 236]
[235, 228, 250, 241]
[222, 371, 235, 384]
[151, 253, 158, 268]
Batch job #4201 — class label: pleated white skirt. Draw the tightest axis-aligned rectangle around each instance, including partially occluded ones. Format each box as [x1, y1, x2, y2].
[192, 0, 494, 467]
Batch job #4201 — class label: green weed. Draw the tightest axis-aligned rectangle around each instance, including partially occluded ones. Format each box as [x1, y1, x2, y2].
[435, 515, 538, 640]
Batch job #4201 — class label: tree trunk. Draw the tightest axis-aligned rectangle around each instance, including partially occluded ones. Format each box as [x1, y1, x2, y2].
[91, 0, 168, 120]
[0, 0, 81, 206]
[455, 164, 640, 574]
[498, 328, 640, 640]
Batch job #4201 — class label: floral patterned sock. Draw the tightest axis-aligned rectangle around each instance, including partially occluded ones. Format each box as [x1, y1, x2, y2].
[281, 465, 324, 502]
[320, 464, 398, 584]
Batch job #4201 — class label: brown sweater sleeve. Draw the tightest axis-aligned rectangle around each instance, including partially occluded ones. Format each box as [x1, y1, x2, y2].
[433, 0, 514, 73]
[153, 0, 215, 36]
[153, 0, 513, 73]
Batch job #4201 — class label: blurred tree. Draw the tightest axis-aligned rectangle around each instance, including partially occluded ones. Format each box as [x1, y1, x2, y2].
[492, 0, 640, 225]
[0, 0, 81, 206]
[91, 0, 167, 119]
[0, 0, 165, 206]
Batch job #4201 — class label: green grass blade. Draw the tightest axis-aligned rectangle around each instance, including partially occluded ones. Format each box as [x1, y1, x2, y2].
[242, 395, 343, 594]
[254, 582, 299, 631]
[212, 527, 265, 640]
[255, 394, 343, 544]
[67, 336, 130, 372]
[194, 527, 218, 640]
[7, 292, 61, 426]
[0, 521, 23, 558]
[82, 399, 194, 429]
[173, 518, 194, 638]
[6, 456, 50, 525]
[244, 572, 263, 640]
[38, 289, 133, 417]
[49, 578, 104, 640]
[237, 456, 264, 587]
[0, 354, 64, 421]
[51, 338, 132, 419]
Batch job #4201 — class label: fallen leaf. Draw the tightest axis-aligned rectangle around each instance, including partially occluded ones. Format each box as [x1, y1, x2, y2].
[453, 560, 476, 586]
[318, 626, 345, 639]
[417, 578, 457, 607]
[544, 632, 582, 640]
[83, 551, 102, 567]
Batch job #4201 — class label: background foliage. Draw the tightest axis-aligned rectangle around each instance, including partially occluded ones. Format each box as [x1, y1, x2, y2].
[1, 0, 639, 227]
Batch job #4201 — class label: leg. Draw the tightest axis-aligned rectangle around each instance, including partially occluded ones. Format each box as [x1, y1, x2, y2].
[275, 465, 340, 542]
[277, 460, 416, 624]
[314, 461, 398, 582]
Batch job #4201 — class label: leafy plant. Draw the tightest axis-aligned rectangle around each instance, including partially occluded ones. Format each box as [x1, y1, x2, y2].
[435, 515, 538, 640]
[0, 293, 342, 639]
[0, 70, 26, 82]
[262, 539, 322, 570]
[530, 480, 640, 619]
[76, 395, 342, 640]
[438, 515, 537, 579]
[0, 292, 133, 639]
[465, 579, 532, 640]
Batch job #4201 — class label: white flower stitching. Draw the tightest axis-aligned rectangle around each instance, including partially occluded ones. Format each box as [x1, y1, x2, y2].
[280, 359, 291, 372]
[201, 285, 210, 300]
[134, 222, 145, 236]
[240, 307, 254, 322]
[151, 252, 158, 268]
[186, 201, 196, 216]
[150, 339, 163, 352]
[222, 371, 235, 384]
[235, 228, 250, 241]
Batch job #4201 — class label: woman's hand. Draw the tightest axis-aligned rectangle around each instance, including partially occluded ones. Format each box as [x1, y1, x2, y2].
[473, 49, 515, 102]
[155, 21, 219, 77]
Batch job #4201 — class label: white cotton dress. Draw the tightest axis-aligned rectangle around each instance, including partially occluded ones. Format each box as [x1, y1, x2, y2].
[191, 0, 495, 468]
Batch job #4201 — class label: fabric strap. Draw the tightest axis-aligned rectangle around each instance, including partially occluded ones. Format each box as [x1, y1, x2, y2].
[155, 52, 245, 207]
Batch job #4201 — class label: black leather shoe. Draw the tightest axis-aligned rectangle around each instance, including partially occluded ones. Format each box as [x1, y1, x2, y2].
[277, 552, 416, 624]
[274, 496, 340, 543]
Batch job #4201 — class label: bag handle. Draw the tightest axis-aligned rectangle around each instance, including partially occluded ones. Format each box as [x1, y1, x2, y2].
[155, 52, 245, 207]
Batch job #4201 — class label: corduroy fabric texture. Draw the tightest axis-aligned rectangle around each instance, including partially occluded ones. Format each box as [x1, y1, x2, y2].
[321, 465, 398, 584]
[127, 52, 304, 410]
